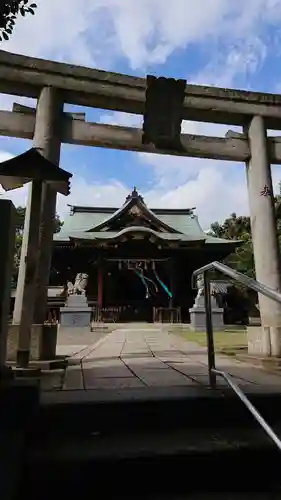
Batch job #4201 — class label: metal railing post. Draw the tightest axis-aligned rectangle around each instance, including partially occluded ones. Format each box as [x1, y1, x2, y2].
[203, 271, 216, 388]
[191, 260, 281, 450]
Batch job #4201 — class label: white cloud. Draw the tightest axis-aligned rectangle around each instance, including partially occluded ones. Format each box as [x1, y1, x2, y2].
[2, 0, 104, 67]
[92, 0, 281, 70]
[145, 166, 249, 228]
[192, 38, 267, 89]
[1, 0, 280, 71]
[0, 147, 128, 218]
[56, 178, 128, 216]
[98, 110, 243, 191]
[0, 146, 129, 219]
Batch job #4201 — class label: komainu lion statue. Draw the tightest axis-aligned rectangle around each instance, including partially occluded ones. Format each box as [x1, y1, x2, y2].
[67, 273, 89, 296]
[195, 274, 204, 300]
[195, 274, 217, 301]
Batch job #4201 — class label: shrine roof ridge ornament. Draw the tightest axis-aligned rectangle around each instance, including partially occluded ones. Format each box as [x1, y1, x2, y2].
[125, 186, 145, 205]
[89, 186, 180, 234]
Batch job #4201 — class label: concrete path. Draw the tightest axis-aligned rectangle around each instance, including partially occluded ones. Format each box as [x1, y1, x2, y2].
[60, 326, 281, 393]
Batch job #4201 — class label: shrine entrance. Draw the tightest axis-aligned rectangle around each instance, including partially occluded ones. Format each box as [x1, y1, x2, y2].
[103, 259, 172, 322]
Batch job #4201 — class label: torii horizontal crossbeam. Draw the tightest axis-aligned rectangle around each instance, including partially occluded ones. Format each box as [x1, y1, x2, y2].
[1, 51, 281, 128]
[2, 109, 281, 163]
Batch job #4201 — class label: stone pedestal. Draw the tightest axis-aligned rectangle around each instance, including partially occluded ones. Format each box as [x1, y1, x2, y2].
[247, 325, 281, 356]
[60, 295, 91, 327]
[247, 326, 264, 355]
[7, 324, 58, 361]
[189, 296, 224, 332]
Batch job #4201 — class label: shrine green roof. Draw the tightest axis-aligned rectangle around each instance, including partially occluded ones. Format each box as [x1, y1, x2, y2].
[62, 228, 203, 242]
[54, 204, 236, 247]
[55, 207, 205, 240]
[53, 188, 240, 248]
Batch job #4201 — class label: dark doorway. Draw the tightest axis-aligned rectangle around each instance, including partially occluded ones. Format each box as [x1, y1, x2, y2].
[104, 261, 171, 322]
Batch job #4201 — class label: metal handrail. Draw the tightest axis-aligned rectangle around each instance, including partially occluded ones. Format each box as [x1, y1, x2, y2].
[214, 369, 281, 450]
[192, 261, 281, 451]
[193, 260, 281, 304]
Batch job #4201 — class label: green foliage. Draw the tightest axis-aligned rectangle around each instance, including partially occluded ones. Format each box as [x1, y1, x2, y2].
[210, 213, 254, 279]
[209, 185, 281, 282]
[15, 205, 63, 235]
[12, 206, 63, 287]
[0, 1, 37, 41]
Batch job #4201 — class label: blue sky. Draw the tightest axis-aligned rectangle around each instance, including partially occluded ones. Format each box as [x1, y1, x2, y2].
[1, 0, 281, 228]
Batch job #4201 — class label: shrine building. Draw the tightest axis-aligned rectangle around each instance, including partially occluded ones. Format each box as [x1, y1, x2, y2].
[50, 188, 238, 323]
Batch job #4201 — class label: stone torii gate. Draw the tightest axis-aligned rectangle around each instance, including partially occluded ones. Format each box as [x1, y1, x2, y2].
[0, 50, 281, 357]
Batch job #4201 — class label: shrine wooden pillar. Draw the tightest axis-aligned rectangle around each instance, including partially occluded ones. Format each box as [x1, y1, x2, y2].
[97, 258, 103, 310]
[169, 258, 176, 308]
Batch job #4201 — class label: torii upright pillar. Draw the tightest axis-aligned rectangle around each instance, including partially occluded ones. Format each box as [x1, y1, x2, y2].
[13, 87, 63, 326]
[246, 115, 281, 357]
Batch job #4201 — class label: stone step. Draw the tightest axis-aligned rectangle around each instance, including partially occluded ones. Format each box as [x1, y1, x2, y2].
[17, 428, 281, 497]
[11, 387, 281, 497]
[35, 388, 281, 435]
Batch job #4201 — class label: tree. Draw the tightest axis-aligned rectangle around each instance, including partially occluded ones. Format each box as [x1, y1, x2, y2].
[0, 1, 37, 41]
[209, 188, 281, 315]
[210, 184, 281, 280]
[210, 213, 254, 278]
[15, 206, 63, 235]
[12, 206, 63, 286]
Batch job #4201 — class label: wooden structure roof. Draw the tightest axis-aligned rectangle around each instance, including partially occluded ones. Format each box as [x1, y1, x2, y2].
[0, 147, 72, 195]
[54, 188, 240, 251]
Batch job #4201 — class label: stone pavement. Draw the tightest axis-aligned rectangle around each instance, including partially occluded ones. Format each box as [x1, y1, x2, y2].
[57, 326, 281, 393]
[55, 325, 112, 357]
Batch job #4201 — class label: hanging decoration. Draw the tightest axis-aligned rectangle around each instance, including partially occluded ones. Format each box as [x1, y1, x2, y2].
[135, 263, 158, 299]
[106, 258, 171, 300]
[153, 269, 172, 299]
[134, 269, 150, 299]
